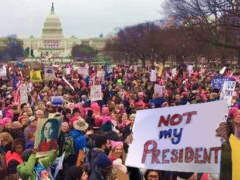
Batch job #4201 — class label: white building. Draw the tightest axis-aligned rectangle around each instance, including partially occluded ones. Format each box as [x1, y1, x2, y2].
[22, 3, 106, 58]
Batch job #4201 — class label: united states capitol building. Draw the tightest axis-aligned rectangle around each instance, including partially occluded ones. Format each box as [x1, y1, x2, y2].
[22, 3, 106, 59]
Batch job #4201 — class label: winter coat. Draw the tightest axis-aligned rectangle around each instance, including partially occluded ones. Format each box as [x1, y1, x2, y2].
[69, 129, 88, 154]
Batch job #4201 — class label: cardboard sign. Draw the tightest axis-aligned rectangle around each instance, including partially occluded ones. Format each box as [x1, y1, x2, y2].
[90, 85, 102, 101]
[20, 84, 28, 104]
[220, 81, 236, 106]
[44, 67, 55, 81]
[30, 70, 42, 82]
[154, 84, 165, 97]
[126, 101, 228, 173]
[150, 70, 157, 82]
[0, 65, 7, 77]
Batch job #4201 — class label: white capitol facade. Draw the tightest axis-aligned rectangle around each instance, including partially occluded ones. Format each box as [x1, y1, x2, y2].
[22, 3, 106, 58]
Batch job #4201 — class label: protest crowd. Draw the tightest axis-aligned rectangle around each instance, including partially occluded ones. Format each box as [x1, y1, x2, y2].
[0, 62, 239, 180]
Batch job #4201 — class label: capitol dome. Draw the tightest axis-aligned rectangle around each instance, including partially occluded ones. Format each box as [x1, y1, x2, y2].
[41, 3, 64, 40]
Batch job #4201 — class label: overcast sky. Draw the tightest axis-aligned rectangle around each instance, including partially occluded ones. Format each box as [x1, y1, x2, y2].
[0, 0, 164, 38]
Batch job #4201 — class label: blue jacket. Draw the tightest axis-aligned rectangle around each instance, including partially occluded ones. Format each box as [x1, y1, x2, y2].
[69, 129, 88, 154]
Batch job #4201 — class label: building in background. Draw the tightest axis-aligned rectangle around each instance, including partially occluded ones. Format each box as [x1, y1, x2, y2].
[22, 3, 106, 58]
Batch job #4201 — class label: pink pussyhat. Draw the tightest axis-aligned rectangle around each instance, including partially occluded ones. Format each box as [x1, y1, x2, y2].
[110, 140, 123, 149]
[228, 107, 239, 118]
[91, 102, 100, 114]
[102, 107, 109, 115]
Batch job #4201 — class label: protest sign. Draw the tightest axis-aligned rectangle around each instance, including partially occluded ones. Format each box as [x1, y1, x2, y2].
[211, 76, 234, 90]
[187, 65, 193, 76]
[172, 68, 177, 77]
[126, 101, 228, 173]
[20, 84, 28, 104]
[97, 70, 105, 82]
[51, 96, 64, 106]
[220, 81, 236, 106]
[154, 84, 165, 97]
[150, 70, 157, 82]
[157, 64, 163, 77]
[0, 65, 7, 77]
[35, 118, 61, 157]
[78, 67, 89, 76]
[30, 70, 42, 82]
[65, 67, 71, 75]
[90, 85, 102, 101]
[44, 67, 55, 81]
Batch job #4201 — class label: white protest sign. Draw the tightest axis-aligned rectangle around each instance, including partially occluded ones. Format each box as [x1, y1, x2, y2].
[126, 101, 228, 174]
[172, 68, 177, 77]
[65, 68, 71, 75]
[150, 70, 157, 82]
[44, 67, 55, 81]
[97, 70, 105, 82]
[187, 65, 193, 76]
[154, 84, 165, 97]
[20, 84, 28, 104]
[90, 85, 102, 101]
[0, 65, 7, 77]
[78, 67, 89, 76]
[220, 81, 236, 106]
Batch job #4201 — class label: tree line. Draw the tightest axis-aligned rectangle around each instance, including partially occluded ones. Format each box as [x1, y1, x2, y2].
[104, 0, 240, 66]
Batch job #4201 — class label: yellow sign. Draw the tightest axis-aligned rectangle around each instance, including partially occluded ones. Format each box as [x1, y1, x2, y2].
[30, 70, 42, 82]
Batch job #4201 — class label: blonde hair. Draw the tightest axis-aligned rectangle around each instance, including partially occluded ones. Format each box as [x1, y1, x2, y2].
[0, 132, 14, 145]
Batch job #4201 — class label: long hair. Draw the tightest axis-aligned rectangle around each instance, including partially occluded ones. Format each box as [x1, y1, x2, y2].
[40, 119, 60, 141]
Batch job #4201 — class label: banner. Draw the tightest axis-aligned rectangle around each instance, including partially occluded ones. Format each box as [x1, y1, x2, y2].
[220, 81, 236, 106]
[150, 70, 157, 82]
[20, 84, 28, 104]
[0, 65, 7, 77]
[44, 67, 55, 81]
[30, 70, 42, 82]
[126, 101, 228, 173]
[90, 85, 102, 101]
[211, 76, 234, 90]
